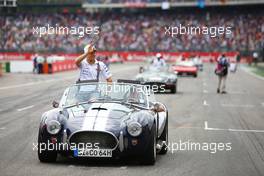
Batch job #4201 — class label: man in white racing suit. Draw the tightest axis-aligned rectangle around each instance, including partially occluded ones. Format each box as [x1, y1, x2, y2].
[75, 44, 112, 83]
[152, 53, 166, 69]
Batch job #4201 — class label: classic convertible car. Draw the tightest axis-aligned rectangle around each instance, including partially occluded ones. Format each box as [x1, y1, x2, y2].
[38, 81, 168, 165]
[136, 66, 178, 93]
[172, 61, 198, 77]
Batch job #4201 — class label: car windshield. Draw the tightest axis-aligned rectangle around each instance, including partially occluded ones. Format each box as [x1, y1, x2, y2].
[148, 65, 169, 72]
[62, 82, 150, 108]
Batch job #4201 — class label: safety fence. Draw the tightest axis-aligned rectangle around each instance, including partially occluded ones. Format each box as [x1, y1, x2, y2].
[0, 51, 243, 74]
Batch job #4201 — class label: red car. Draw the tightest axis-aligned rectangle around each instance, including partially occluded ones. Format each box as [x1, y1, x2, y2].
[172, 61, 198, 77]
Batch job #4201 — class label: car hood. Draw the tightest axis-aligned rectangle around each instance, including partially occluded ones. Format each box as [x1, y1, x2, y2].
[64, 102, 134, 135]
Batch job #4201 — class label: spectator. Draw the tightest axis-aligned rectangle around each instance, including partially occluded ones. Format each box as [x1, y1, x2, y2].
[1, 11, 263, 53]
[215, 54, 230, 94]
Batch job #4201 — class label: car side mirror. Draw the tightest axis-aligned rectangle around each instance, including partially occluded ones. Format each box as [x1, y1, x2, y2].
[152, 103, 165, 113]
[52, 100, 59, 108]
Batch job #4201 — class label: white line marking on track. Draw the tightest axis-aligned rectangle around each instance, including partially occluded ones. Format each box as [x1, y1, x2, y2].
[221, 104, 254, 108]
[227, 129, 264, 133]
[204, 121, 208, 129]
[203, 100, 209, 106]
[0, 127, 6, 130]
[17, 105, 35, 112]
[242, 66, 264, 81]
[261, 102, 264, 107]
[204, 121, 264, 133]
[203, 82, 207, 86]
[0, 76, 76, 90]
[0, 66, 136, 91]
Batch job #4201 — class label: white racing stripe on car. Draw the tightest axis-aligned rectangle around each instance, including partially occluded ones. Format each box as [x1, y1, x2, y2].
[81, 103, 114, 131]
[81, 104, 98, 130]
[93, 103, 114, 131]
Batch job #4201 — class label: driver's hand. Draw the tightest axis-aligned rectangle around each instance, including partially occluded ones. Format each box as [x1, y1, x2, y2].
[84, 44, 94, 54]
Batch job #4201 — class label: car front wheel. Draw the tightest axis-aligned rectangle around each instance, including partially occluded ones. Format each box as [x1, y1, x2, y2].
[159, 112, 168, 154]
[171, 84, 177, 94]
[142, 123, 156, 165]
[38, 133, 57, 163]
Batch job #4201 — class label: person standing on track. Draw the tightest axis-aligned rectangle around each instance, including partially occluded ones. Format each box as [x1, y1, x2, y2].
[75, 44, 112, 83]
[215, 54, 230, 94]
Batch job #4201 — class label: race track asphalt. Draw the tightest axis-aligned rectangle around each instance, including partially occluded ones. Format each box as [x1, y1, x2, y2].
[0, 63, 264, 176]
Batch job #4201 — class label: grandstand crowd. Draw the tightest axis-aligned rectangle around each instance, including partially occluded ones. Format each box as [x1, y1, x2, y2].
[1, 10, 263, 53]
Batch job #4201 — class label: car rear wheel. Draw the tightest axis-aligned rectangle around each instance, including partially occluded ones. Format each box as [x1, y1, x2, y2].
[193, 73, 197, 77]
[38, 133, 57, 163]
[159, 111, 168, 155]
[142, 123, 156, 165]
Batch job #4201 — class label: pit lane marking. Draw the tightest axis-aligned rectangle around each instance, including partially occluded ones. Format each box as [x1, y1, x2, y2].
[203, 90, 208, 93]
[204, 121, 264, 133]
[17, 105, 35, 112]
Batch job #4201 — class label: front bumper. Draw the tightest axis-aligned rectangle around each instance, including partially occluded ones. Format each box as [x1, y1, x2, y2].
[52, 127, 154, 159]
[143, 81, 176, 91]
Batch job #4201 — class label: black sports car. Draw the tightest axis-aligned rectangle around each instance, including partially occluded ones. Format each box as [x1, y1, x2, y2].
[136, 66, 178, 93]
[38, 81, 168, 165]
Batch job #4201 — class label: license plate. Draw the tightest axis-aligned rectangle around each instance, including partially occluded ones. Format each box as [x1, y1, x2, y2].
[75, 149, 112, 157]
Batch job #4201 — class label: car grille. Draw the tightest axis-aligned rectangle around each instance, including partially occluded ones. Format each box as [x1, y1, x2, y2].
[69, 131, 118, 150]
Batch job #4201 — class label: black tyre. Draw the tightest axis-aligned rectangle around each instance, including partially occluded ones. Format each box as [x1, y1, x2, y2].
[170, 84, 177, 94]
[142, 123, 156, 165]
[159, 111, 168, 155]
[38, 133, 57, 163]
[194, 73, 197, 77]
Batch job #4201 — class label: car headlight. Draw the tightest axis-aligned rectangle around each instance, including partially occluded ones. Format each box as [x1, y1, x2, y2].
[127, 122, 142, 137]
[46, 120, 61, 135]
